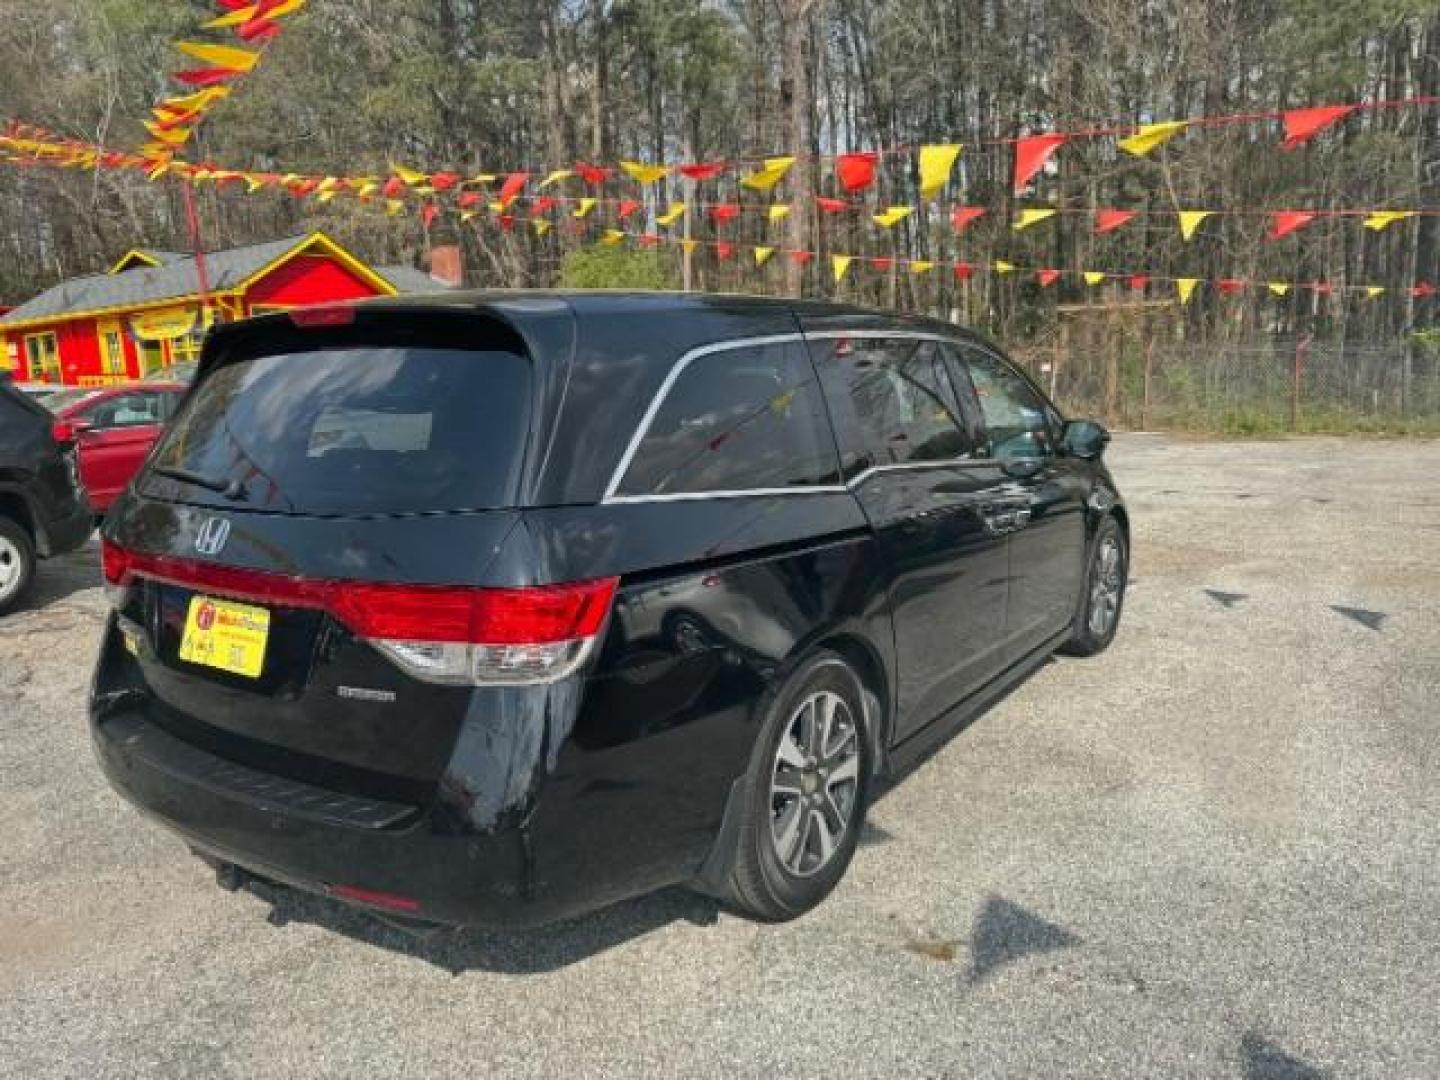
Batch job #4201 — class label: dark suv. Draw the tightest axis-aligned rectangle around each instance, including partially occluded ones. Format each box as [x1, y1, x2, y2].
[0, 372, 93, 613]
[91, 293, 1128, 928]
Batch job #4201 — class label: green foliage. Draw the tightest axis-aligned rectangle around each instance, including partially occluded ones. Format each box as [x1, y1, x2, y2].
[555, 246, 679, 291]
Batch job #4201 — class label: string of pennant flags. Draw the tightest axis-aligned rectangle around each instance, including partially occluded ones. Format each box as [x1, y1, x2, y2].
[578, 227, 1437, 302]
[136, 1, 307, 161]
[6, 95, 1440, 213]
[2, 126, 1434, 246]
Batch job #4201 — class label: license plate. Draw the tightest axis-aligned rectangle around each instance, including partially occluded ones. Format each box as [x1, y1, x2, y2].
[178, 596, 271, 679]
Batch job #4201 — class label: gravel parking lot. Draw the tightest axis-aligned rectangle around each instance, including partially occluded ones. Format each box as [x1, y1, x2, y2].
[2, 434, 1437, 1079]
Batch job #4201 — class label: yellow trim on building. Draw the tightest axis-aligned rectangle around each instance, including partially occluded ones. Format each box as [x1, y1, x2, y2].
[108, 250, 164, 274]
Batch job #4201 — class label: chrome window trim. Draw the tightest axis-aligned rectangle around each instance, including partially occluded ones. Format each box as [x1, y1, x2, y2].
[601, 332, 814, 504]
[600, 326, 1049, 507]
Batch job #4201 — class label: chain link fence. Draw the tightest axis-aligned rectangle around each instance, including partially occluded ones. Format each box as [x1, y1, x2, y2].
[1013, 337, 1440, 433]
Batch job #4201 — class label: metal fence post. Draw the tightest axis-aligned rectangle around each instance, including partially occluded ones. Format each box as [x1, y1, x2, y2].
[1291, 335, 1310, 432]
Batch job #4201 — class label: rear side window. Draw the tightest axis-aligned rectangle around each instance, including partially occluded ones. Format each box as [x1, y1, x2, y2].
[814, 337, 976, 475]
[144, 347, 530, 515]
[614, 340, 840, 497]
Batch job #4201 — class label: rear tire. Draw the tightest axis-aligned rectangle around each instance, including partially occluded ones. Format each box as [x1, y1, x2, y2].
[1060, 516, 1127, 657]
[724, 651, 872, 922]
[0, 516, 37, 616]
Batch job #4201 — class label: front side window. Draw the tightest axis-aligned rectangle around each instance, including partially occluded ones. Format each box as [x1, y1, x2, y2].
[87, 392, 166, 429]
[958, 345, 1058, 460]
[814, 337, 975, 475]
[615, 340, 839, 497]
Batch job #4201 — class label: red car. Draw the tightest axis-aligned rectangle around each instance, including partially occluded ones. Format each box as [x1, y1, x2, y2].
[45, 383, 187, 515]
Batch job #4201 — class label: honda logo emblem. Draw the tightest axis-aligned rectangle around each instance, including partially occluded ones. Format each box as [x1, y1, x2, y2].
[194, 517, 231, 557]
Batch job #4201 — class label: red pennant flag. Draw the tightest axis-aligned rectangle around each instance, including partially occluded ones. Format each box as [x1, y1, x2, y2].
[1127, 274, 1150, 291]
[1036, 269, 1060, 288]
[869, 257, 893, 271]
[497, 171, 529, 207]
[1094, 209, 1135, 234]
[237, 18, 281, 42]
[835, 152, 878, 193]
[815, 196, 849, 214]
[430, 172, 460, 192]
[1311, 282, 1334, 297]
[709, 203, 740, 224]
[457, 191, 482, 209]
[382, 177, 406, 199]
[1268, 211, 1317, 240]
[638, 233, 661, 247]
[716, 241, 734, 260]
[498, 215, 516, 232]
[679, 162, 726, 181]
[291, 178, 318, 197]
[950, 206, 986, 232]
[1413, 281, 1436, 298]
[575, 162, 611, 186]
[530, 196, 557, 216]
[953, 262, 974, 281]
[617, 199, 642, 220]
[1216, 278, 1246, 296]
[174, 68, 244, 87]
[1281, 105, 1357, 149]
[1012, 134, 1065, 195]
[421, 204, 439, 229]
[790, 250, 815, 266]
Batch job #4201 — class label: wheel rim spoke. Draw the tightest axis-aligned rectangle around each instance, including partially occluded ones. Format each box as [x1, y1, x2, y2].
[774, 799, 806, 869]
[826, 754, 859, 789]
[776, 731, 807, 770]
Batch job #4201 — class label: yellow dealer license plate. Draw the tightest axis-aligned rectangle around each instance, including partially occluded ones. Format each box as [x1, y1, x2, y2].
[178, 596, 271, 679]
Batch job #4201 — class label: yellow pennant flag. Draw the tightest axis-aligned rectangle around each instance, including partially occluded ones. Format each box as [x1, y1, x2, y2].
[873, 206, 913, 228]
[994, 260, 1015, 274]
[1118, 120, 1188, 157]
[488, 202, 505, 213]
[245, 175, 266, 194]
[918, 144, 962, 199]
[355, 180, 379, 199]
[680, 239, 700, 255]
[741, 156, 796, 192]
[471, 173, 497, 185]
[910, 261, 934, 274]
[600, 229, 625, 246]
[204, 0, 306, 29]
[157, 87, 230, 115]
[1176, 278, 1201, 304]
[1084, 271, 1106, 286]
[1364, 210, 1415, 231]
[621, 161, 670, 185]
[391, 162, 428, 187]
[1013, 208, 1057, 231]
[1365, 286, 1385, 299]
[386, 200, 405, 217]
[316, 177, 339, 193]
[176, 41, 260, 72]
[146, 160, 171, 181]
[832, 255, 853, 283]
[538, 169, 573, 189]
[754, 246, 775, 266]
[142, 123, 192, 147]
[459, 209, 479, 222]
[656, 202, 686, 226]
[533, 219, 552, 236]
[768, 204, 791, 222]
[317, 191, 337, 204]
[1178, 211, 1212, 241]
[1267, 283, 1291, 297]
[573, 198, 597, 219]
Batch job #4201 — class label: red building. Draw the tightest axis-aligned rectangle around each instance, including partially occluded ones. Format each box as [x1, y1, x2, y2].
[0, 232, 444, 387]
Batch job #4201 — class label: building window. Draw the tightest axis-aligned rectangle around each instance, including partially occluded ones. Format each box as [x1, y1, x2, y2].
[98, 324, 127, 376]
[23, 333, 60, 381]
[170, 331, 206, 363]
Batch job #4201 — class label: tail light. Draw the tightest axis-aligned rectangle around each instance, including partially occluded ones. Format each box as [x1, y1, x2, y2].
[100, 539, 617, 686]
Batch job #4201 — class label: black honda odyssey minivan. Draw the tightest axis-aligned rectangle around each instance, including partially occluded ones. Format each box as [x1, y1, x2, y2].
[92, 292, 1128, 928]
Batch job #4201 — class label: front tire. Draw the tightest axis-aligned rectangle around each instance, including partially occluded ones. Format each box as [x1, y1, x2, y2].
[0, 516, 37, 616]
[724, 651, 872, 922]
[1060, 516, 1127, 657]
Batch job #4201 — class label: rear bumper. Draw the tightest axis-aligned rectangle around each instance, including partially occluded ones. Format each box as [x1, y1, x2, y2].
[91, 703, 579, 930]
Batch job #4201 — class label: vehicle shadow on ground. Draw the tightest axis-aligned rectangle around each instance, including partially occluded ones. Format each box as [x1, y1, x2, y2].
[245, 878, 723, 975]
[17, 538, 101, 612]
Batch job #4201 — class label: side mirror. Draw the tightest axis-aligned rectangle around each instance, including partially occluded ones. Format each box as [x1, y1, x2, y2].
[1061, 419, 1110, 460]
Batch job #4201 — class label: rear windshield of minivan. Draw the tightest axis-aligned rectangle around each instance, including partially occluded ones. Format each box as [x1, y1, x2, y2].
[142, 346, 531, 516]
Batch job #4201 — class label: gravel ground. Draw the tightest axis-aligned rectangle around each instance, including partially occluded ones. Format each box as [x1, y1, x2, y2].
[1, 434, 1438, 1079]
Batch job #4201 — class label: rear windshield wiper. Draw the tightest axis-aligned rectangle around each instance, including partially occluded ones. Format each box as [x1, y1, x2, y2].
[150, 465, 248, 502]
